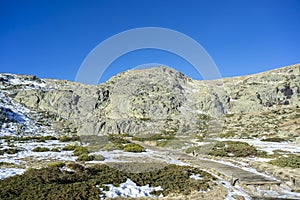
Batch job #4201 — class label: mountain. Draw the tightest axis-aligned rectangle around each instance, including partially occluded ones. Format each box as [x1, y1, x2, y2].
[1, 63, 299, 141]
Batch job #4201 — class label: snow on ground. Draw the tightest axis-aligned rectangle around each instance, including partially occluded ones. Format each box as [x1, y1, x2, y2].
[0, 91, 51, 137]
[0, 73, 47, 89]
[98, 178, 163, 199]
[221, 180, 252, 200]
[0, 139, 78, 164]
[88, 149, 189, 166]
[190, 173, 203, 180]
[217, 138, 300, 154]
[0, 168, 25, 180]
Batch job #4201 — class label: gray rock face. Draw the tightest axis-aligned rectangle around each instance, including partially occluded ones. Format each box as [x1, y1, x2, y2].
[8, 64, 300, 137]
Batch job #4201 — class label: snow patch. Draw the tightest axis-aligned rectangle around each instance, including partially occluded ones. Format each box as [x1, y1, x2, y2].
[0, 168, 25, 180]
[99, 178, 163, 199]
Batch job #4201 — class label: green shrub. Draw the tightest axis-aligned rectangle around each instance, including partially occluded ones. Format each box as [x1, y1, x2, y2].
[32, 147, 50, 152]
[73, 146, 89, 156]
[261, 137, 286, 142]
[132, 134, 174, 142]
[209, 141, 259, 157]
[59, 135, 80, 142]
[220, 132, 237, 138]
[0, 148, 19, 155]
[0, 163, 214, 199]
[0, 162, 11, 166]
[93, 154, 105, 161]
[51, 147, 60, 152]
[47, 162, 65, 168]
[2, 135, 57, 143]
[269, 155, 300, 168]
[101, 143, 122, 151]
[76, 154, 95, 161]
[108, 135, 130, 144]
[62, 144, 77, 151]
[123, 143, 145, 153]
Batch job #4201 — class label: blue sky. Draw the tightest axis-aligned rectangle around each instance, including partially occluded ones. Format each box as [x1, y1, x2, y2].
[0, 0, 300, 83]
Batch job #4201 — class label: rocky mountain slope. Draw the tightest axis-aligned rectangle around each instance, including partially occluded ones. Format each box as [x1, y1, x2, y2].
[1, 63, 299, 140]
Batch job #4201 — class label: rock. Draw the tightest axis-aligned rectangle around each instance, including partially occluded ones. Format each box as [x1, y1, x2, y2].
[7, 64, 300, 137]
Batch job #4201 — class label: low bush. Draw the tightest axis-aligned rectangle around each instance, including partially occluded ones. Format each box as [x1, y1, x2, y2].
[101, 143, 122, 151]
[51, 148, 60, 152]
[123, 143, 145, 153]
[269, 155, 300, 168]
[32, 147, 50, 152]
[93, 154, 105, 161]
[59, 135, 80, 142]
[76, 154, 95, 161]
[62, 144, 77, 151]
[0, 148, 19, 155]
[261, 137, 286, 142]
[220, 132, 237, 138]
[0, 163, 214, 199]
[132, 134, 174, 142]
[47, 162, 65, 168]
[73, 146, 89, 156]
[209, 141, 259, 157]
[2, 135, 57, 143]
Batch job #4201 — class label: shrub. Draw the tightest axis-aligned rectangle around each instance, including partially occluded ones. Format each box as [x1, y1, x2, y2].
[0, 162, 11, 166]
[123, 143, 145, 153]
[0, 163, 214, 199]
[261, 137, 286, 142]
[76, 154, 95, 161]
[59, 135, 80, 142]
[132, 134, 174, 142]
[101, 143, 122, 151]
[47, 162, 65, 168]
[73, 146, 89, 156]
[51, 148, 60, 152]
[220, 132, 237, 138]
[93, 154, 105, 161]
[209, 141, 259, 157]
[269, 155, 300, 168]
[0, 148, 19, 155]
[32, 147, 50, 152]
[62, 144, 77, 151]
[108, 135, 130, 144]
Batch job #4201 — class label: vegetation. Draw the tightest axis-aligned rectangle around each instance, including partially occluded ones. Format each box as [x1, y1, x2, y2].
[0, 162, 11, 166]
[59, 135, 80, 142]
[1, 135, 58, 143]
[0, 148, 19, 155]
[123, 143, 145, 153]
[51, 147, 60, 152]
[73, 146, 89, 156]
[76, 154, 95, 161]
[93, 154, 105, 161]
[220, 132, 237, 138]
[62, 144, 77, 151]
[32, 147, 50, 152]
[0, 163, 214, 199]
[132, 134, 175, 147]
[261, 137, 286, 142]
[269, 155, 300, 168]
[132, 134, 174, 142]
[47, 161, 65, 168]
[209, 141, 260, 157]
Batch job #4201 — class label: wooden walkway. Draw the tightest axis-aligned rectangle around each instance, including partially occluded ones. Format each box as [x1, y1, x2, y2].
[132, 140, 281, 185]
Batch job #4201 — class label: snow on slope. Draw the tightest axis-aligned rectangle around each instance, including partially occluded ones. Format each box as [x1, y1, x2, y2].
[98, 178, 163, 199]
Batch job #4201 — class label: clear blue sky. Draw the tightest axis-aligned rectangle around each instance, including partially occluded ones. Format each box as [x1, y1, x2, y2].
[1, 0, 300, 83]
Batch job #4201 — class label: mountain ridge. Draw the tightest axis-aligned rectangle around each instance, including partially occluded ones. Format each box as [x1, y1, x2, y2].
[1, 63, 299, 139]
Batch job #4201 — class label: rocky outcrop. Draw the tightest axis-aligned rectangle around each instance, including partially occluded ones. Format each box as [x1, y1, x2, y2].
[6, 63, 300, 137]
